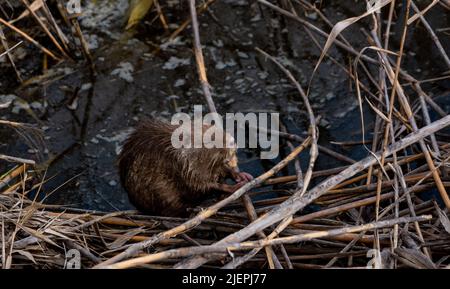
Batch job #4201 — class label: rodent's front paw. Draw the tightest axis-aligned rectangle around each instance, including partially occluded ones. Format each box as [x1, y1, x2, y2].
[234, 172, 254, 182]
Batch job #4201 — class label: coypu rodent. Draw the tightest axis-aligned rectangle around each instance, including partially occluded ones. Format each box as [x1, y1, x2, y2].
[117, 119, 253, 216]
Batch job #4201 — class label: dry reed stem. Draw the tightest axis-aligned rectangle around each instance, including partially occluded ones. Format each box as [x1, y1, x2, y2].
[175, 114, 450, 268]
[103, 215, 431, 269]
[0, 17, 59, 60]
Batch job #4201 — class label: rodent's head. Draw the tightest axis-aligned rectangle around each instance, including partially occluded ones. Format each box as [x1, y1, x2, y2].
[176, 123, 240, 174]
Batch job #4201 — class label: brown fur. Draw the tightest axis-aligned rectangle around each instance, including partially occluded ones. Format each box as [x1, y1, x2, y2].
[117, 119, 236, 216]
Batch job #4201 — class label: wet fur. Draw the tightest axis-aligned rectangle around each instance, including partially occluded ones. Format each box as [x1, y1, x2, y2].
[118, 119, 233, 216]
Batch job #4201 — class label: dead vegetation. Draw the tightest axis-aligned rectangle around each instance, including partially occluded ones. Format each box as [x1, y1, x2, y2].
[1, 0, 450, 269]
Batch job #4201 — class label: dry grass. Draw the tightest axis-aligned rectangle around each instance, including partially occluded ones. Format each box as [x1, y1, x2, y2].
[1, 0, 450, 269]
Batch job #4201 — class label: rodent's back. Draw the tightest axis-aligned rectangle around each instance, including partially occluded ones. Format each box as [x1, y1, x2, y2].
[118, 119, 187, 215]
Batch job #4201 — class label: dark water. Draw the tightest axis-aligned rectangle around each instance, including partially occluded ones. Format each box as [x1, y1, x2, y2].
[0, 0, 449, 211]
